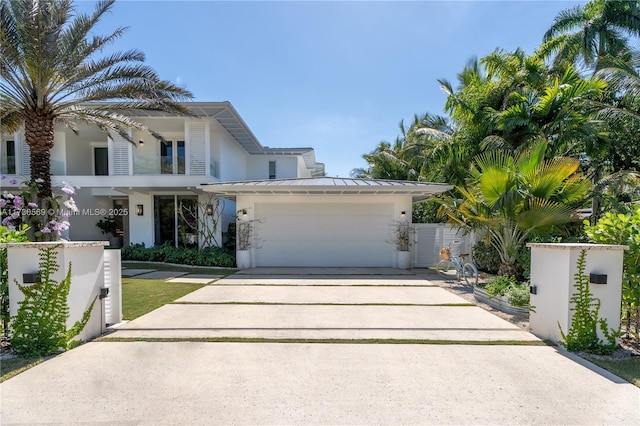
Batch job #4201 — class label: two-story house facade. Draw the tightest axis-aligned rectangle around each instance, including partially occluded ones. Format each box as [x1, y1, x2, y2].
[0, 102, 324, 248]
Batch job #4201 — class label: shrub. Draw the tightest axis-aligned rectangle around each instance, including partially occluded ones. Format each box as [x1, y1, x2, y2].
[584, 209, 640, 339]
[484, 274, 530, 307]
[503, 283, 530, 307]
[121, 243, 235, 268]
[473, 239, 535, 280]
[472, 240, 501, 274]
[485, 274, 519, 297]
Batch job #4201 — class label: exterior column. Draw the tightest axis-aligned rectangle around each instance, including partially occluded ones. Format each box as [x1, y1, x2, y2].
[527, 243, 627, 343]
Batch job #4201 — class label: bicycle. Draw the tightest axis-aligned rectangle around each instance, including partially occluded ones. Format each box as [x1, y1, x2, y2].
[434, 240, 479, 286]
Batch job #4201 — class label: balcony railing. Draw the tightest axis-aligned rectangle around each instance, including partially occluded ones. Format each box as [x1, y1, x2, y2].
[0, 157, 64, 176]
[133, 156, 186, 175]
[0, 156, 16, 174]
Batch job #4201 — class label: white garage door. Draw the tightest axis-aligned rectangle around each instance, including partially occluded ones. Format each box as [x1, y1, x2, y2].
[254, 202, 394, 267]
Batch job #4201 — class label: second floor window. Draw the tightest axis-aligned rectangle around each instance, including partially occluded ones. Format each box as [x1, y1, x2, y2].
[94, 147, 108, 176]
[1, 140, 16, 175]
[161, 140, 185, 175]
[269, 161, 276, 179]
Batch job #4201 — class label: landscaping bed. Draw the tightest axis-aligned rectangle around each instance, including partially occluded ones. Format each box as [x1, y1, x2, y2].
[473, 285, 529, 316]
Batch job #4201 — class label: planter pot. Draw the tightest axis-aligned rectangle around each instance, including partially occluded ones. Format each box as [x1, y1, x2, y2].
[236, 250, 251, 269]
[108, 236, 122, 249]
[473, 285, 529, 316]
[396, 251, 411, 269]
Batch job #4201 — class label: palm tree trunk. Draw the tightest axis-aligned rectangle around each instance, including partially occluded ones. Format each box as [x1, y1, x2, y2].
[24, 112, 55, 199]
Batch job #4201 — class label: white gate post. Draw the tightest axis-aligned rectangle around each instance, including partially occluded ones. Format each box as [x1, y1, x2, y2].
[3, 241, 110, 342]
[527, 243, 627, 343]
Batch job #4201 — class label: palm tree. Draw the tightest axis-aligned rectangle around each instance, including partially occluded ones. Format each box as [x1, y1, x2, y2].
[540, 0, 640, 72]
[596, 48, 640, 120]
[439, 141, 592, 276]
[484, 66, 606, 158]
[0, 0, 194, 199]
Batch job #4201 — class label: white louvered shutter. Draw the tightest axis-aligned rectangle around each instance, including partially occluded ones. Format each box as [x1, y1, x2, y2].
[188, 122, 206, 176]
[18, 133, 31, 176]
[110, 134, 130, 176]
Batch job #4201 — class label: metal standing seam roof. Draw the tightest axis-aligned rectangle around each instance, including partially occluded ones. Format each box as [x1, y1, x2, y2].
[84, 101, 317, 159]
[200, 177, 453, 202]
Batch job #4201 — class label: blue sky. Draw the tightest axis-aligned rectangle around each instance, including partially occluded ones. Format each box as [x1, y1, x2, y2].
[79, 0, 584, 177]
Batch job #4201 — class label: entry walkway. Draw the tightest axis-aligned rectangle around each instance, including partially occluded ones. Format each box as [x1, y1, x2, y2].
[1, 269, 639, 425]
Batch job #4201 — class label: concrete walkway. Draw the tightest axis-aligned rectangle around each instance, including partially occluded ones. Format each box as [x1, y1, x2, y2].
[1, 269, 639, 425]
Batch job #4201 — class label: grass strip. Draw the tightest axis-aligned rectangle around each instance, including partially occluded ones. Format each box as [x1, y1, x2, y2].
[97, 336, 546, 346]
[170, 302, 475, 307]
[585, 356, 640, 387]
[0, 356, 45, 382]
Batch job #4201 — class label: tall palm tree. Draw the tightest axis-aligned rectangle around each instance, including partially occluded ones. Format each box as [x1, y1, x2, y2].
[0, 0, 194, 199]
[439, 140, 592, 276]
[540, 0, 640, 72]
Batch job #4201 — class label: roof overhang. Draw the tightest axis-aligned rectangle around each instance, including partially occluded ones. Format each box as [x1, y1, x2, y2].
[200, 177, 452, 203]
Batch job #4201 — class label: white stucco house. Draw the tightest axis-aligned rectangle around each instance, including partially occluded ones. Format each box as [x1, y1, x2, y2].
[1, 101, 452, 267]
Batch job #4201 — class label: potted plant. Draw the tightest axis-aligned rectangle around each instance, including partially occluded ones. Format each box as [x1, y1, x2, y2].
[96, 216, 122, 248]
[236, 220, 252, 268]
[394, 221, 412, 269]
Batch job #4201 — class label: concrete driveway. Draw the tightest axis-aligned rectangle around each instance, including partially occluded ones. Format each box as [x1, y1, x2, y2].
[1, 268, 639, 425]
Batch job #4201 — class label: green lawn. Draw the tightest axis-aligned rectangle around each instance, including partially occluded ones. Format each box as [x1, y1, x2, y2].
[122, 278, 205, 320]
[1, 356, 44, 382]
[586, 356, 640, 387]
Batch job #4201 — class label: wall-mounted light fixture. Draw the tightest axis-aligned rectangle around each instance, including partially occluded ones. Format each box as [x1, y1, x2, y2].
[205, 204, 214, 216]
[400, 210, 406, 218]
[242, 208, 248, 218]
[138, 140, 144, 146]
[136, 204, 144, 216]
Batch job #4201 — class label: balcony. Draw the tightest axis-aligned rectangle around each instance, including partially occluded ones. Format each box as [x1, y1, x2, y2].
[133, 155, 187, 175]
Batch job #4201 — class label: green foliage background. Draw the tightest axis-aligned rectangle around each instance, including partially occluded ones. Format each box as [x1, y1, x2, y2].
[585, 210, 640, 338]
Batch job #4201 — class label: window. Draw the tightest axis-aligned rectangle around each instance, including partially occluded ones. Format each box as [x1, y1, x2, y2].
[161, 140, 185, 175]
[94, 147, 108, 176]
[268, 161, 276, 179]
[154, 195, 198, 247]
[1, 140, 15, 174]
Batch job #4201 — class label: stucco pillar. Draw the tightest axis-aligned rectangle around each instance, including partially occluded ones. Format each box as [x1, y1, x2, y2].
[3, 241, 110, 342]
[527, 243, 627, 343]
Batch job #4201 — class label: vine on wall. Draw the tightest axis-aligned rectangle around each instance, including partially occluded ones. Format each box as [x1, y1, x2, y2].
[559, 250, 620, 355]
[10, 246, 96, 357]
